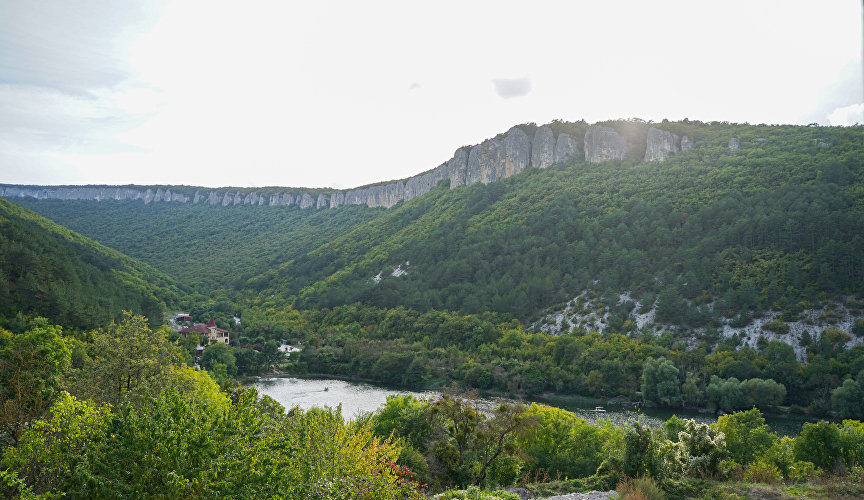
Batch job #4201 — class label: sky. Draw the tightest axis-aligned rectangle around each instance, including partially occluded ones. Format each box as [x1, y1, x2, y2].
[1, 0, 862, 189]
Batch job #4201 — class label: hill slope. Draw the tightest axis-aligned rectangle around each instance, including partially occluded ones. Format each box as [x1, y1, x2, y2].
[246, 121, 863, 329]
[0, 198, 184, 329]
[10, 200, 385, 288]
[8, 120, 864, 332]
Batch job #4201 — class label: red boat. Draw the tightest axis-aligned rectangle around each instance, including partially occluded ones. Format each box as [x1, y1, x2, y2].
[593, 406, 606, 413]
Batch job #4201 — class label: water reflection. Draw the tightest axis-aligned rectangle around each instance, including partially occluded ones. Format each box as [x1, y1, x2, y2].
[255, 378, 438, 419]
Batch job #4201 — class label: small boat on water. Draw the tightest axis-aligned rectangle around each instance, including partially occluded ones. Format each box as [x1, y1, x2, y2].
[323, 387, 329, 392]
[592, 406, 606, 413]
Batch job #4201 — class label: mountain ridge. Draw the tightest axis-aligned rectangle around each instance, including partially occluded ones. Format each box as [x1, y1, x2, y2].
[1, 118, 706, 210]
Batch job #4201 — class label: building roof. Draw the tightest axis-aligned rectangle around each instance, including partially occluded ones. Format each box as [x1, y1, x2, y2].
[180, 324, 211, 335]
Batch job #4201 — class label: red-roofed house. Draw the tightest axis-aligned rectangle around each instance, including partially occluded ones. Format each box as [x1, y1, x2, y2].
[180, 317, 230, 345]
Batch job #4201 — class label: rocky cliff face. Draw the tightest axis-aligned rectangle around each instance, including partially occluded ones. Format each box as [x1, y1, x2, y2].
[2, 121, 691, 210]
[644, 127, 680, 162]
[466, 127, 532, 185]
[554, 133, 583, 163]
[531, 126, 556, 168]
[584, 125, 630, 163]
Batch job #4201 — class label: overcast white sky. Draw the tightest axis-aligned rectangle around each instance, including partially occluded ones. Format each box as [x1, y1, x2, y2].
[1, 0, 862, 189]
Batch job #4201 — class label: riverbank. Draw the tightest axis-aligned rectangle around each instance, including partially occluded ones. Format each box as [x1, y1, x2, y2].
[254, 375, 818, 435]
[269, 370, 823, 433]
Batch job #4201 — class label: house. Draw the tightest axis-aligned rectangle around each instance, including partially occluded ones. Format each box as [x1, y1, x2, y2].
[180, 317, 230, 345]
[173, 313, 193, 322]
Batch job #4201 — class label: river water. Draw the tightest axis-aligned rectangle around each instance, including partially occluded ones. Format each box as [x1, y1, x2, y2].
[255, 377, 811, 436]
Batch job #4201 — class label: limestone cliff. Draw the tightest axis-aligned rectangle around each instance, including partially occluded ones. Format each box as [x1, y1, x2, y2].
[584, 125, 630, 163]
[554, 133, 583, 163]
[531, 126, 556, 169]
[2, 120, 691, 211]
[466, 127, 532, 185]
[644, 127, 680, 162]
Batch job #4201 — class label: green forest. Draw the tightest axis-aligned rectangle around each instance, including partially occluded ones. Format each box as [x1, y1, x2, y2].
[2, 119, 864, 498]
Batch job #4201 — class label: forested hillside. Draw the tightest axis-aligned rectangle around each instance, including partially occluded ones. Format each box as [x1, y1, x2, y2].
[0, 198, 183, 329]
[242, 121, 863, 327]
[12, 201, 384, 288]
[13, 120, 863, 330]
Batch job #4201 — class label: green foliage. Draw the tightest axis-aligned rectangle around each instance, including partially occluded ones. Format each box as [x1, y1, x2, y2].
[518, 403, 609, 479]
[433, 486, 520, 500]
[839, 419, 864, 470]
[1, 392, 112, 494]
[714, 409, 776, 466]
[15, 200, 381, 289]
[2, 388, 422, 499]
[0, 198, 182, 329]
[65, 312, 185, 407]
[425, 394, 534, 488]
[670, 419, 726, 479]
[199, 342, 237, 376]
[831, 379, 864, 419]
[622, 422, 666, 480]
[0, 321, 71, 446]
[743, 460, 781, 484]
[788, 460, 820, 483]
[704, 376, 786, 412]
[641, 357, 682, 407]
[762, 320, 790, 334]
[794, 421, 842, 471]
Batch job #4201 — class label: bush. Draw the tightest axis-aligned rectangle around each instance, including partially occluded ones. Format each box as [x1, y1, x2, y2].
[743, 460, 781, 484]
[614, 476, 666, 500]
[853, 318, 864, 337]
[433, 486, 520, 500]
[788, 461, 819, 483]
[671, 420, 726, 479]
[762, 319, 789, 334]
[794, 421, 841, 471]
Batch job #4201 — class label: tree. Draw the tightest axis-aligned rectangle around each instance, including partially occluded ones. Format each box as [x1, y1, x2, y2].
[831, 379, 864, 420]
[199, 342, 237, 376]
[0, 392, 112, 494]
[794, 421, 841, 471]
[714, 408, 776, 465]
[425, 393, 533, 488]
[641, 357, 682, 407]
[622, 421, 665, 480]
[0, 321, 71, 446]
[518, 403, 607, 479]
[69, 312, 183, 407]
[672, 419, 726, 479]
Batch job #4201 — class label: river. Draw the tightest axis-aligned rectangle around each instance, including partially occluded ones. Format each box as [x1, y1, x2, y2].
[255, 377, 813, 436]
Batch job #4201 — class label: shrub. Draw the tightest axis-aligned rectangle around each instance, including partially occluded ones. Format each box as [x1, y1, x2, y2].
[853, 318, 864, 337]
[743, 460, 781, 484]
[788, 461, 819, 483]
[614, 476, 666, 500]
[671, 420, 726, 479]
[433, 486, 520, 500]
[762, 319, 789, 334]
[714, 408, 777, 465]
[794, 421, 841, 471]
